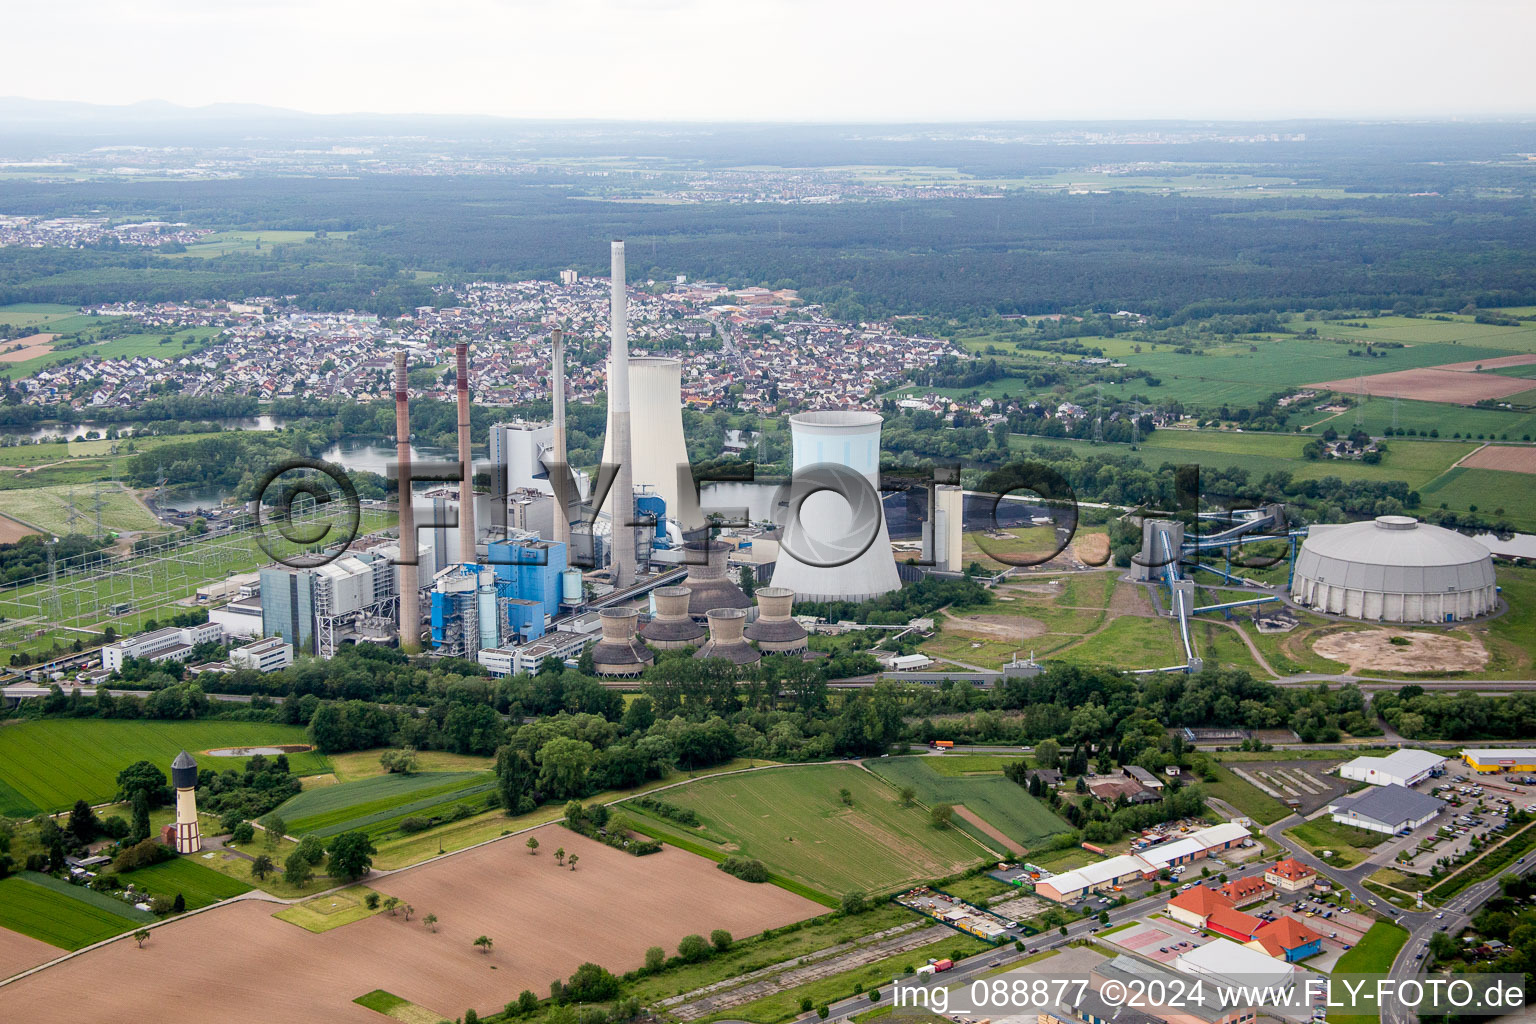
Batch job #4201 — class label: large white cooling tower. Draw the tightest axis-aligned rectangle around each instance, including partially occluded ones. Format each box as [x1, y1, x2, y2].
[602, 356, 698, 530]
[770, 410, 901, 602]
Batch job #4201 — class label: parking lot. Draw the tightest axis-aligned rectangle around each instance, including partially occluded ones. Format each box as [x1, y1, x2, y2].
[1250, 894, 1369, 972]
[1231, 759, 1349, 815]
[1102, 919, 1210, 965]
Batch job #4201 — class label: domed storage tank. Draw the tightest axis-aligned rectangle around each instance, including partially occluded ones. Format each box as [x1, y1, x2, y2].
[1291, 515, 1496, 622]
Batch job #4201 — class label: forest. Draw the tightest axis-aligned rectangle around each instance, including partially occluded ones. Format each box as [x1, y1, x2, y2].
[3, 166, 1536, 320]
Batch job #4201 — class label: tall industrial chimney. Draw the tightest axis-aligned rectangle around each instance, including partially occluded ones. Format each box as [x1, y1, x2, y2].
[455, 341, 476, 563]
[551, 328, 570, 549]
[608, 241, 636, 588]
[394, 352, 419, 652]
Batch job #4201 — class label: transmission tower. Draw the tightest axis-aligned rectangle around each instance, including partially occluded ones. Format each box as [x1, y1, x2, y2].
[91, 480, 109, 538]
[63, 488, 82, 535]
[45, 536, 62, 620]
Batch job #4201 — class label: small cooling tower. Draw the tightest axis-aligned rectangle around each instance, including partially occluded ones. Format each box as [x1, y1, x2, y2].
[694, 607, 760, 667]
[770, 411, 901, 602]
[743, 587, 808, 654]
[602, 356, 699, 532]
[681, 540, 751, 618]
[640, 586, 707, 649]
[591, 608, 654, 677]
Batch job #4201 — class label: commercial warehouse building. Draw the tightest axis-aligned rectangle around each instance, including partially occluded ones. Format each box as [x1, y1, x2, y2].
[1175, 939, 1296, 993]
[1462, 749, 1536, 774]
[1339, 748, 1445, 788]
[1328, 784, 1444, 835]
[1035, 823, 1251, 903]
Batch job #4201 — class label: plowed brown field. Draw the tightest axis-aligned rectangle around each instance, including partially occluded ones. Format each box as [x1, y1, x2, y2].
[0, 824, 822, 1022]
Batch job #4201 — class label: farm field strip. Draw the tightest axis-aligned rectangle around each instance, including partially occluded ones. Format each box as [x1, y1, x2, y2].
[118, 856, 254, 909]
[266, 771, 496, 838]
[865, 757, 1069, 850]
[0, 875, 142, 950]
[0, 719, 323, 814]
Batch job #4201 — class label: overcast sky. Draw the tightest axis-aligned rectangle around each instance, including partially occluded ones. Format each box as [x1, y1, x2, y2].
[6, 0, 1534, 121]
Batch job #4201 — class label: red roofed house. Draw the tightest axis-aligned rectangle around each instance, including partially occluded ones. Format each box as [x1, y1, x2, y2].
[1219, 875, 1273, 908]
[1264, 858, 1317, 893]
[1249, 916, 1324, 962]
[1205, 905, 1264, 942]
[1166, 886, 1233, 929]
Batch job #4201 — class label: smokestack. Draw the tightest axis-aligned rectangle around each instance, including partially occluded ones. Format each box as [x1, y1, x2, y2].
[551, 328, 570, 549]
[609, 241, 636, 588]
[394, 352, 419, 652]
[455, 341, 476, 563]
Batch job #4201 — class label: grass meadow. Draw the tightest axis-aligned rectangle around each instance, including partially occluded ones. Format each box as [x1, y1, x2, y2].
[621, 763, 991, 896]
[0, 719, 324, 814]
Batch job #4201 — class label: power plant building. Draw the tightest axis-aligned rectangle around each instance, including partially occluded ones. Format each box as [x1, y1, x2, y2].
[260, 552, 397, 658]
[1290, 516, 1497, 622]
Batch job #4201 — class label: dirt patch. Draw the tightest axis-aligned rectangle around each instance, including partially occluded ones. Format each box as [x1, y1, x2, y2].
[945, 612, 1049, 640]
[1313, 628, 1490, 674]
[0, 923, 59, 979]
[0, 333, 57, 364]
[1435, 353, 1536, 373]
[1072, 533, 1111, 566]
[953, 805, 1023, 856]
[1462, 445, 1536, 474]
[0, 824, 823, 1022]
[0, 513, 40, 544]
[1310, 368, 1533, 405]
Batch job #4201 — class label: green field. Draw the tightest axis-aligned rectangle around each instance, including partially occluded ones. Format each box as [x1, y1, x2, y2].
[173, 230, 352, 258]
[864, 757, 1071, 850]
[1335, 920, 1410, 974]
[621, 763, 992, 896]
[0, 719, 326, 815]
[0, 481, 158, 536]
[263, 770, 497, 840]
[0, 325, 219, 379]
[0, 873, 149, 950]
[1418, 467, 1536, 530]
[118, 855, 254, 909]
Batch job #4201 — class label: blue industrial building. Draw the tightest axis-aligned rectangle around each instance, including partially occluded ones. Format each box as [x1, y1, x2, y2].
[487, 536, 567, 621]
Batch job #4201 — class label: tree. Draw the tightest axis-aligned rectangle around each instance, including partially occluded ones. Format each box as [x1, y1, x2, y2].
[516, 990, 540, 1015]
[365, 892, 381, 910]
[116, 760, 167, 805]
[465, 1010, 480, 1024]
[568, 854, 579, 871]
[403, 904, 414, 921]
[1098, 911, 1110, 925]
[818, 1006, 830, 1020]
[379, 746, 419, 774]
[424, 912, 438, 932]
[930, 803, 954, 828]
[296, 833, 327, 866]
[527, 836, 540, 855]
[710, 929, 733, 952]
[251, 854, 275, 881]
[129, 789, 151, 844]
[870, 989, 881, 1002]
[677, 934, 711, 962]
[555, 847, 566, 866]
[67, 799, 98, 844]
[538, 737, 597, 799]
[133, 928, 150, 948]
[839, 787, 852, 806]
[644, 946, 665, 971]
[899, 785, 916, 806]
[231, 822, 255, 844]
[384, 896, 401, 916]
[1035, 738, 1061, 771]
[840, 891, 867, 915]
[475, 934, 494, 955]
[283, 849, 313, 887]
[172, 893, 186, 913]
[264, 815, 286, 848]
[327, 831, 376, 881]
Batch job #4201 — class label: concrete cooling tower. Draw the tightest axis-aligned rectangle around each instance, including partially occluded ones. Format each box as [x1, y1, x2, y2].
[694, 608, 761, 667]
[743, 587, 808, 654]
[770, 411, 901, 602]
[639, 586, 707, 649]
[591, 608, 654, 677]
[602, 355, 698, 532]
